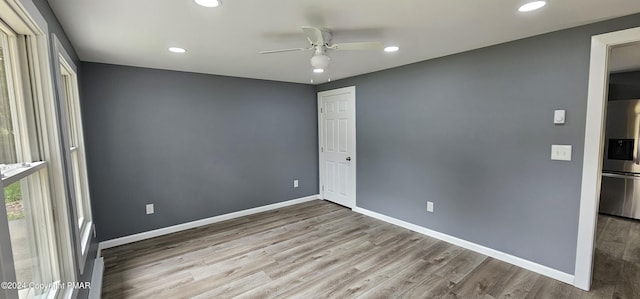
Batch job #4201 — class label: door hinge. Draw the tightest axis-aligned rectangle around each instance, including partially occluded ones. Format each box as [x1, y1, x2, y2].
[320, 108, 323, 113]
[322, 185, 325, 191]
[321, 147, 323, 152]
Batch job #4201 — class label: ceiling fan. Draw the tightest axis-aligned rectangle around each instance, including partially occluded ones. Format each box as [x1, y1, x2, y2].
[260, 26, 383, 71]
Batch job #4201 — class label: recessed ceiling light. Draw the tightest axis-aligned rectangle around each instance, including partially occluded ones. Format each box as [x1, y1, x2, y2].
[518, 1, 547, 12]
[384, 46, 399, 53]
[168, 47, 186, 53]
[313, 68, 324, 73]
[194, 0, 221, 7]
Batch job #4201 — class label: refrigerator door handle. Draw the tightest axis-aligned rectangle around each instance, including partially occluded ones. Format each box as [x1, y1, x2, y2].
[636, 117, 640, 165]
[602, 172, 640, 180]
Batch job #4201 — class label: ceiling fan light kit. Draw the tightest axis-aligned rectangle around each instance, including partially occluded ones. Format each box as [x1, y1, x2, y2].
[311, 54, 330, 69]
[260, 26, 385, 72]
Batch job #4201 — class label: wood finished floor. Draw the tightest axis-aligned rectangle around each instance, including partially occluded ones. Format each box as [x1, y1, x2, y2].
[101, 200, 640, 298]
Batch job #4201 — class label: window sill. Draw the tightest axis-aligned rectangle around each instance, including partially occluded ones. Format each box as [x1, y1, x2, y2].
[1, 161, 47, 185]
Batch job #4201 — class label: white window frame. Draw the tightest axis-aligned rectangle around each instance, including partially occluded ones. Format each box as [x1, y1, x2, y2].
[0, 1, 79, 298]
[51, 34, 94, 274]
[0, 21, 61, 299]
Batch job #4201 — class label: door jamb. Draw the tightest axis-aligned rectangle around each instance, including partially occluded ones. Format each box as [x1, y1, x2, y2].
[575, 26, 640, 291]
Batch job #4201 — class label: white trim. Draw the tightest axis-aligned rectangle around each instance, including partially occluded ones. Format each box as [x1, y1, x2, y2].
[575, 26, 640, 291]
[98, 195, 321, 253]
[354, 207, 575, 285]
[88, 257, 104, 299]
[51, 33, 94, 276]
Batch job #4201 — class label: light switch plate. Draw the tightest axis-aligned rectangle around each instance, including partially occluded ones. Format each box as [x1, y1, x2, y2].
[551, 145, 572, 161]
[554, 110, 566, 124]
[146, 204, 154, 215]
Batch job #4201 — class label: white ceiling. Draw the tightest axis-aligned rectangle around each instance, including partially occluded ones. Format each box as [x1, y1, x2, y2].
[48, 0, 640, 85]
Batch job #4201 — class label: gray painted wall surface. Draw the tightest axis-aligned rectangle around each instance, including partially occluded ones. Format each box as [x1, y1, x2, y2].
[80, 63, 318, 241]
[319, 14, 640, 274]
[32, 0, 97, 296]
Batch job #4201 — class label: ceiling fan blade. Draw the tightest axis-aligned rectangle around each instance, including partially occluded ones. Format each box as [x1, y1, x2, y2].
[301, 26, 325, 45]
[259, 48, 310, 54]
[330, 41, 383, 51]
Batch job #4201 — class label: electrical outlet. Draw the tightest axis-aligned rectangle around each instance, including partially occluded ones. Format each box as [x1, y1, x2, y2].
[146, 204, 154, 215]
[294, 179, 299, 188]
[427, 201, 434, 213]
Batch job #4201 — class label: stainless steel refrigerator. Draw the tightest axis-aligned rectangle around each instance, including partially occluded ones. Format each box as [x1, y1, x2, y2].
[600, 99, 640, 220]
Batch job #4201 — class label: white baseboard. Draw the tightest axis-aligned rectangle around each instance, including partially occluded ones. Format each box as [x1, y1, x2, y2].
[88, 257, 104, 299]
[353, 207, 575, 286]
[98, 195, 320, 253]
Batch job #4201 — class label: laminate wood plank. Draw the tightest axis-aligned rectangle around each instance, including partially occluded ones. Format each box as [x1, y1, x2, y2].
[596, 216, 610, 243]
[494, 268, 539, 299]
[190, 271, 272, 299]
[104, 200, 338, 259]
[612, 261, 640, 299]
[622, 223, 640, 264]
[260, 225, 377, 280]
[431, 249, 488, 284]
[139, 211, 350, 298]
[188, 246, 275, 281]
[196, 211, 362, 266]
[101, 202, 640, 299]
[103, 271, 194, 299]
[569, 278, 616, 299]
[265, 216, 377, 264]
[525, 276, 574, 299]
[349, 259, 436, 299]
[598, 216, 632, 244]
[358, 240, 468, 298]
[591, 245, 625, 284]
[236, 239, 375, 298]
[449, 257, 518, 298]
[268, 232, 428, 298]
[260, 213, 369, 256]
[234, 217, 389, 298]
[319, 238, 444, 298]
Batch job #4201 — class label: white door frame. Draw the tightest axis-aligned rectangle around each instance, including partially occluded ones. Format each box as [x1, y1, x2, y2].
[318, 86, 356, 208]
[574, 26, 640, 291]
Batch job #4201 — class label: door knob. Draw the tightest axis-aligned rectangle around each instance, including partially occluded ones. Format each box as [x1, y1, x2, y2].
[346, 157, 351, 161]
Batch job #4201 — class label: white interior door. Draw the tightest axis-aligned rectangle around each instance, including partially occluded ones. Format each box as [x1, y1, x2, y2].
[318, 86, 356, 208]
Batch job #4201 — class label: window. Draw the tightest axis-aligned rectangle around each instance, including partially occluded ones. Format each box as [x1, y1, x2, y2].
[0, 2, 79, 298]
[53, 36, 93, 272]
[0, 23, 63, 299]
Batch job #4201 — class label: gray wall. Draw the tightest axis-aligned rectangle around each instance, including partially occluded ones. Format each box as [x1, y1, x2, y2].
[33, 0, 97, 295]
[319, 14, 640, 274]
[80, 63, 318, 241]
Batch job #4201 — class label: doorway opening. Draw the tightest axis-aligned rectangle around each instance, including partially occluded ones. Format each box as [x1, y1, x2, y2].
[575, 26, 640, 291]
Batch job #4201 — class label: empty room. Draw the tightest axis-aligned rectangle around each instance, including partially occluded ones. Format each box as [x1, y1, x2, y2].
[2, 0, 640, 298]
